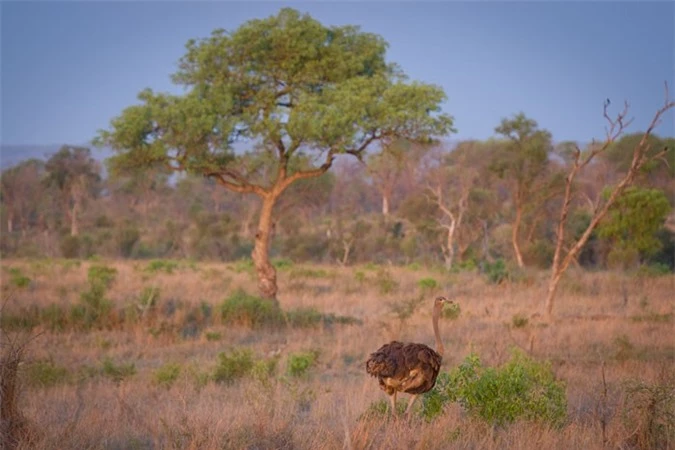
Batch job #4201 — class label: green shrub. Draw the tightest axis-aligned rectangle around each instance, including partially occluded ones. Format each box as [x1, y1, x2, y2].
[6, 267, 31, 288]
[76, 265, 117, 329]
[423, 350, 567, 426]
[272, 258, 294, 270]
[204, 331, 222, 341]
[287, 350, 319, 378]
[637, 263, 672, 277]
[285, 307, 323, 327]
[41, 304, 68, 332]
[219, 289, 284, 328]
[512, 314, 529, 328]
[252, 358, 279, 385]
[231, 258, 255, 274]
[441, 302, 461, 320]
[213, 349, 255, 384]
[417, 278, 438, 290]
[101, 358, 136, 382]
[154, 363, 181, 388]
[482, 258, 510, 284]
[145, 259, 179, 274]
[25, 360, 70, 387]
[375, 269, 399, 295]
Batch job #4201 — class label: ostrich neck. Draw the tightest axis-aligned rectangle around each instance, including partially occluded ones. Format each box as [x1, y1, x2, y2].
[433, 305, 444, 357]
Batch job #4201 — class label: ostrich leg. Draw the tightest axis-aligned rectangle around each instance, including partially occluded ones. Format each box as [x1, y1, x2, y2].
[404, 394, 418, 417]
[389, 392, 397, 416]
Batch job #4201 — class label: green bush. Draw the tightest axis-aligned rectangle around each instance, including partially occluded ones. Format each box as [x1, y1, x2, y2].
[219, 289, 284, 328]
[511, 314, 529, 328]
[41, 304, 68, 332]
[76, 264, 117, 328]
[25, 360, 70, 387]
[287, 350, 320, 378]
[213, 349, 255, 384]
[441, 302, 461, 320]
[145, 259, 179, 274]
[204, 331, 222, 341]
[252, 358, 279, 385]
[423, 350, 567, 426]
[375, 269, 399, 295]
[417, 277, 438, 290]
[101, 358, 136, 382]
[6, 267, 31, 288]
[482, 258, 510, 284]
[272, 258, 294, 270]
[154, 363, 181, 388]
[231, 258, 255, 274]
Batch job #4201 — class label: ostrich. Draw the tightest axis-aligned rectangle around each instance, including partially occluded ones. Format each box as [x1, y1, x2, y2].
[366, 296, 453, 417]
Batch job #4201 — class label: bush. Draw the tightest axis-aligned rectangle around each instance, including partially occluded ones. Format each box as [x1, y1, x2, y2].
[101, 358, 136, 382]
[6, 267, 31, 289]
[76, 265, 117, 329]
[375, 269, 399, 295]
[417, 277, 438, 291]
[441, 302, 461, 320]
[145, 260, 179, 274]
[213, 349, 255, 384]
[511, 314, 529, 328]
[622, 374, 675, 450]
[423, 350, 567, 426]
[482, 258, 510, 284]
[25, 360, 70, 387]
[219, 289, 284, 328]
[287, 350, 319, 378]
[154, 363, 181, 388]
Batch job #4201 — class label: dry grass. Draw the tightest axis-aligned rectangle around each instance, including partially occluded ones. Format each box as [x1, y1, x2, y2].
[1, 258, 673, 449]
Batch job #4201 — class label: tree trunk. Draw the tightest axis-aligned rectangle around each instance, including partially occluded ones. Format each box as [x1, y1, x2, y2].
[70, 202, 79, 237]
[443, 221, 457, 269]
[382, 195, 390, 216]
[544, 270, 564, 317]
[251, 194, 278, 302]
[512, 206, 524, 268]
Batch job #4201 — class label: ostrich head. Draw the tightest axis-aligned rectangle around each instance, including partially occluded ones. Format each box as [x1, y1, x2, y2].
[434, 296, 453, 308]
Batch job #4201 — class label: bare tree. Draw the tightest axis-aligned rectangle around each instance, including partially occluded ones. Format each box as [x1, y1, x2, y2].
[545, 83, 674, 318]
[427, 160, 478, 269]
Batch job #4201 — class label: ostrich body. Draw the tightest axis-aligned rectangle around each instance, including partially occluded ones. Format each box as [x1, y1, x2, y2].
[366, 296, 452, 417]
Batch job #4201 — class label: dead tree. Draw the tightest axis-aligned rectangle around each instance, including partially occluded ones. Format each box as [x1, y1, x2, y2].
[545, 82, 674, 318]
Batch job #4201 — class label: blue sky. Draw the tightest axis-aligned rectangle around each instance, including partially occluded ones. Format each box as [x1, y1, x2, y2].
[1, 1, 674, 152]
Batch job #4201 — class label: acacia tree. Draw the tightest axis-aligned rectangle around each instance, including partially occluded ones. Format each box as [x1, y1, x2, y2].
[492, 114, 553, 267]
[545, 84, 674, 318]
[95, 8, 453, 301]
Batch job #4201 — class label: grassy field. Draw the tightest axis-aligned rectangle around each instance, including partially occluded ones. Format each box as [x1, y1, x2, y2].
[1, 258, 673, 449]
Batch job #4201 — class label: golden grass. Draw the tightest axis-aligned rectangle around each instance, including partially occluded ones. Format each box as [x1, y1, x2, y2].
[1, 259, 673, 449]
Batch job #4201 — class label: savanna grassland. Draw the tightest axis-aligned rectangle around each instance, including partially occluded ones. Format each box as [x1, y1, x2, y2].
[1, 258, 673, 450]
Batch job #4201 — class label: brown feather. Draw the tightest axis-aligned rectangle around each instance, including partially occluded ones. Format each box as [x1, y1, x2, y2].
[365, 296, 452, 412]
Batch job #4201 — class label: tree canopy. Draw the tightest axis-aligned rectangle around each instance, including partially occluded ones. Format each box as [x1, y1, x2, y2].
[95, 8, 454, 193]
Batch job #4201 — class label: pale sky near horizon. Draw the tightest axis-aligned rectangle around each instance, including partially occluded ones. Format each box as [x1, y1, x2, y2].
[1, 1, 674, 150]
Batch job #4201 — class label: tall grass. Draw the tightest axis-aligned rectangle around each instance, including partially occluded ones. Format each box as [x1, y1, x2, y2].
[0, 259, 673, 449]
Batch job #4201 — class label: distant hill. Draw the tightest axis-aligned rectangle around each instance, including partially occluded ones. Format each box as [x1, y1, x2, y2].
[0, 144, 113, 170]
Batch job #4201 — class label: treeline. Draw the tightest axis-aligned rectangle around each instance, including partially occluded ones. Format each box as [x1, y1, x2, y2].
[1, 120, 673, 272]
